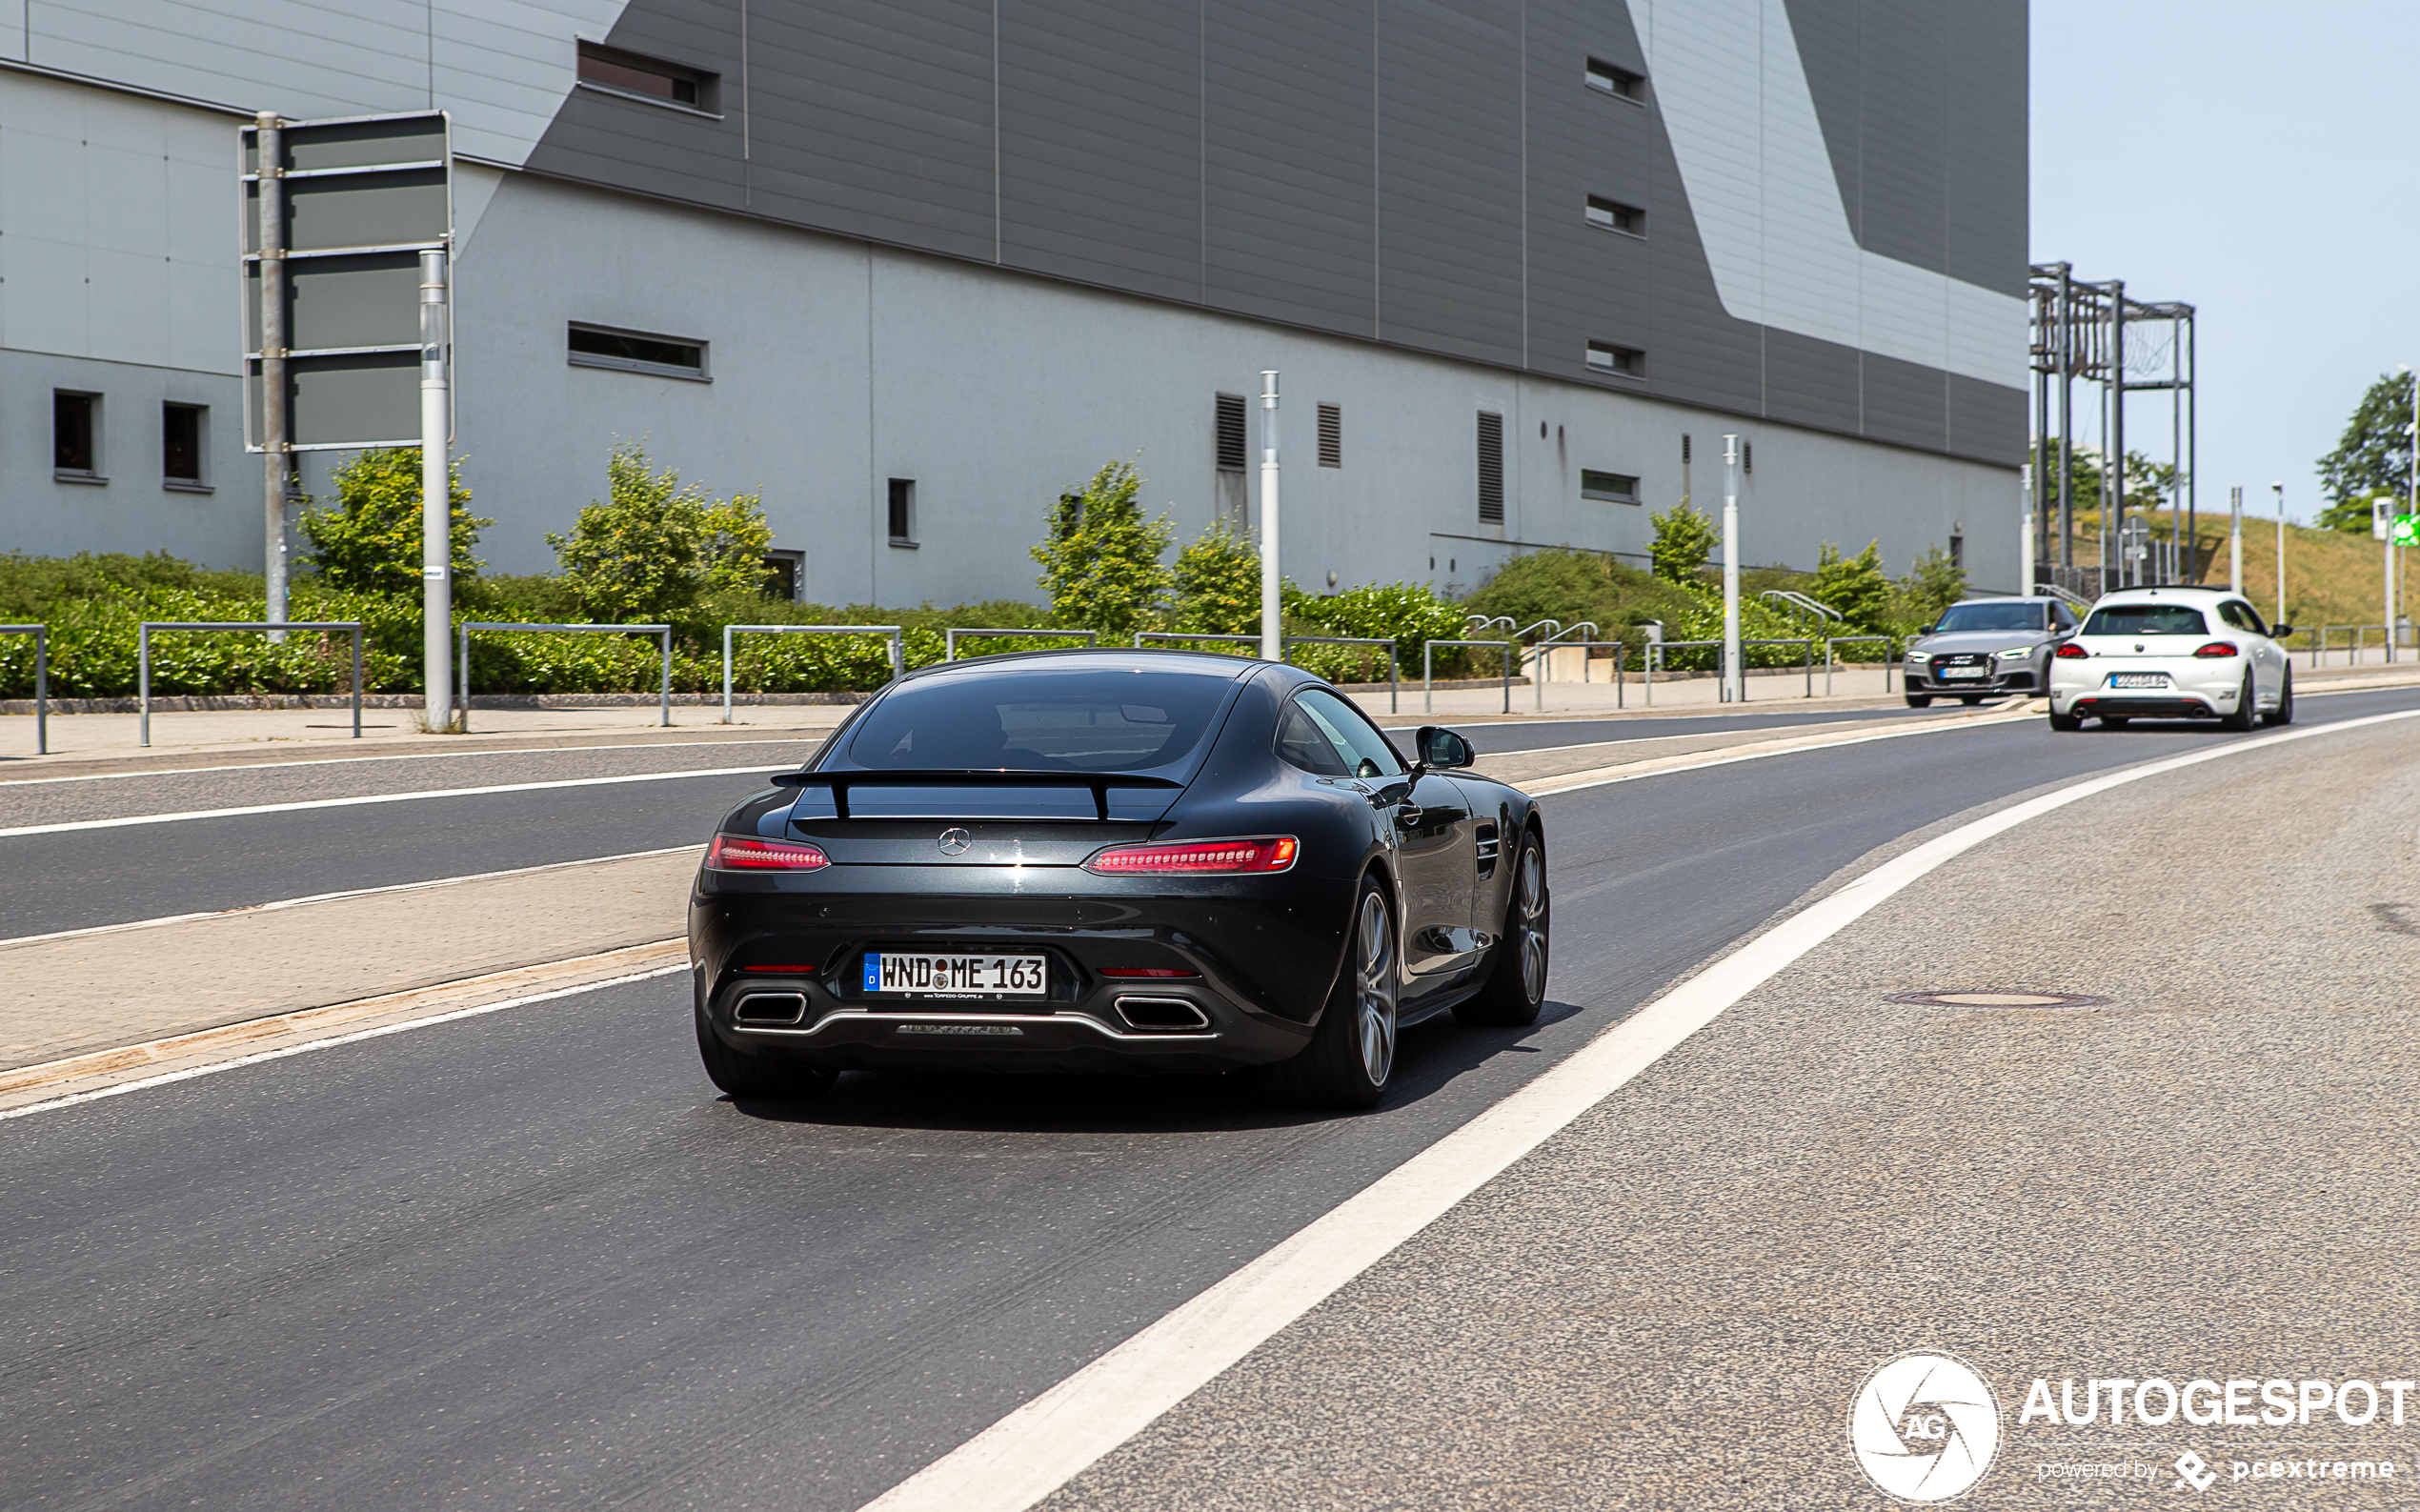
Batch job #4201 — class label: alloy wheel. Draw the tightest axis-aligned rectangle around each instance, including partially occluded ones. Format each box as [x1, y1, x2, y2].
[1355, 890, 1398, 1087]
[1514, 845, 1548, 1004]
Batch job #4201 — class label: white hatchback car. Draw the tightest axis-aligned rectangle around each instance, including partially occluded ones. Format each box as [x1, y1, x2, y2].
[2047, 587, 2295, 732]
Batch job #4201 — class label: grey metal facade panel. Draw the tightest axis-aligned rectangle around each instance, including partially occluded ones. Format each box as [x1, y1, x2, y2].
[1947, 372, 2027, 468]
[1522, 0, 1657, 385]
[1202, 0, 1376, 337]
[1762, 328, 1864, 440]
[1861, 349, 1950, 455]
[1372, 0, 1523, 367]
[1942, 3, 2028, 298]
[998, 0, 1201, 302]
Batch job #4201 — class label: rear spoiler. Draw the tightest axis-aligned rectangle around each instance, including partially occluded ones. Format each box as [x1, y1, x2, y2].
[769, 768, 1185, 821]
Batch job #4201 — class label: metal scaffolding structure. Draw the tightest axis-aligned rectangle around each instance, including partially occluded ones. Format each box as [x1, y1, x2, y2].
[2028, 263, 2196, 595]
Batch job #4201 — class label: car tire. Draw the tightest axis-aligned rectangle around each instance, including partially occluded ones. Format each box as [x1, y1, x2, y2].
[1456, 829, 1549, 1028]
[2048, 707, 2083, 732]
[1256, 877, 1398, 1112]
[2261, 668, 2294, 726]
[2220, 670, 2258, 732]
[696, 1006, 837, 1101]
[1905, 694, 1933, 708]
[1958, 695, 1984, 706]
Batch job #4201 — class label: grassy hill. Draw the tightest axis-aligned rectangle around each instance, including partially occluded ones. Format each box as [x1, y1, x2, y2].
[2106, 510, 2410, 635]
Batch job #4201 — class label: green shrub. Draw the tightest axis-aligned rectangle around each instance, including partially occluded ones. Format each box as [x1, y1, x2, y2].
[1461, 549, 1699, 646]
[1169, 520, 1260, 635]
[1894, 546, 1967, 630]
[1032, 458, 1175, 637]
[1649, 502, 1718, 583]
[296, 447, 487, 595]
[547, 441, 772, 623]
[1810, 540, 1893, 635]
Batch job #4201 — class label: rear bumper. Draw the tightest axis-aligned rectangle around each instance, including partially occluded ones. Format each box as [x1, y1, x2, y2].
[2050, 660, 2244, 719]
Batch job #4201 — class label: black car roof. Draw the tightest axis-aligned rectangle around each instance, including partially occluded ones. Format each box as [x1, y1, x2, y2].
[890, 645, 1296, 685]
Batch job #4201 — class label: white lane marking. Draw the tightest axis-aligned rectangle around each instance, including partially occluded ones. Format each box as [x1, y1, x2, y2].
[0, 765, 779, 839]
[0, 845, 700, 949]
[857, 707, 2420, 1512]
[0, 964, 689, 1121]
[0, 736, 828, 789]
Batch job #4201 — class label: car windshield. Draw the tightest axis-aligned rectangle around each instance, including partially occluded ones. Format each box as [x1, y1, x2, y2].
[2081, 604, 2208, 636]
[842, 665, 1238, 773]
[1931, 601, 2044, 633]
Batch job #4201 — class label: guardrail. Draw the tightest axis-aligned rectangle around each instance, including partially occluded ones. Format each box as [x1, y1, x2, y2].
[1131, 632, 1402, 710]
[2, 623, 46, 755]
[1422, 638, 1518, 714]
[1643, 637, 1817, 704]
[139, 620, 364, 747]
[1824, 635, 1899, 697]
[1134, 631, 1259, 654]
[460, 622, 671, 735]
[1523, 621, 1600, 711]
[719, 623, 904, 722]
[944, 627, 1098, 660]
[2311, 625, 2394, 668]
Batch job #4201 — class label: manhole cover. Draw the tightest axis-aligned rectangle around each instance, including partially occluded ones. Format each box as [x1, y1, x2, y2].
[1887, 990, 2111, 1009]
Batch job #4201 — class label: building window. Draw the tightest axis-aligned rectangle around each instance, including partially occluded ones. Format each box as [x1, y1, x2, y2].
[1743, 440, 1754, 474]
[1581, 470, 1640, 504]
[576, 40, 718, 113]
[1317, 403, 1341, 469]
[1584, 57, 1644, 101]
[888, 478, 916, 546]
[762, 549, 804, 600]
[1584, 195, 1644, 237]
[1216, 393, 1248, 472]
[1586, 341, 1645, 379]
[1477, 412, 1504, 524]
[163, 402, 209, 490]
[54, 392, 102, 480]
[1948, 534, 1964, 572]
[567, 323, 709, 380]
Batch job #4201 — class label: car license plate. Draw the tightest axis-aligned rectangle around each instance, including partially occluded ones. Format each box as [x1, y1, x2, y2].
[1939, 666, 1987, 679]
[2107, 672, 2169, 690]
[864, 952, 1048, 998]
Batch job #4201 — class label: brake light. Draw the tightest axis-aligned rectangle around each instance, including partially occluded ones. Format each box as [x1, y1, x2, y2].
[1099, 966, 1200, 978]
[2053, 642, 2089, 659]
[706, 835, 832, 871]
[2194, 640, 2240, 658]
[1083, 836, 1299, 875]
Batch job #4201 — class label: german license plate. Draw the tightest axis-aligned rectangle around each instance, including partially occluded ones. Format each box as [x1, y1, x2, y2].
[864, 952, 1048, 998]
[1939, 665, 1987, 679]
[2107, 672, 2168, 690]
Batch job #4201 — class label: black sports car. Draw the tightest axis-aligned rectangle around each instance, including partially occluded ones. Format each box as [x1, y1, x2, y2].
[688, 649, 1548, 1109]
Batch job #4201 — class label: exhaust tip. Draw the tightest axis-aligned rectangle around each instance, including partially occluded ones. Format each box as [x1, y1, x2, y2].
[734, 992, 809, 1026]
[1116, 996, 1212, 1032]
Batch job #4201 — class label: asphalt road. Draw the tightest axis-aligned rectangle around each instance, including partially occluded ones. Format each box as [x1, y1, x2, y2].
[2, 687, 2414, 1510]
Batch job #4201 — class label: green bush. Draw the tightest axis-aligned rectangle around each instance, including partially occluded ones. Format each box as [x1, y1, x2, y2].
[1649, 502, 1718, 583]
[1461, 549, 1699, 646]
[1032, 458, 1175, 637]
[547, 441, 772, 623]
[1169, 520, 1260, 635]
[297, 447, 488, 595]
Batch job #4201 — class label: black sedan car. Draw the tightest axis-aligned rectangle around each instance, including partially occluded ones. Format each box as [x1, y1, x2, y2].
[689, 650, 1548, 1110]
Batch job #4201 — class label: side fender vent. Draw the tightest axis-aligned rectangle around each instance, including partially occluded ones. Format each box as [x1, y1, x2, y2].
[1475, 821, 1501, 879]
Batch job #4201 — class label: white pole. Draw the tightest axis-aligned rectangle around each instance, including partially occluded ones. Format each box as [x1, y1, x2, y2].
[2228, 485, 2242, 593]
[256, 112, 290, 642]
[2383, 494, 2397, 664]
[2272, 482, 2286, 628]
[1722, 433, 1742, 703]
[2020, 462, 2036, 595]
[420, 248, 454, 732]
[1259, 370, 1281, 661]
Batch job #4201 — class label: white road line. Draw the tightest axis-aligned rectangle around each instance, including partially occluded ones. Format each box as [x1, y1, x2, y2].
[0, 964, 689, 1122]
[1523, 705, 2036, 796]
[0, 736, 826, 789]
[856, 707, 2420, 1512]
[0, 845, 700, 949]
[0, 764, 778, 838]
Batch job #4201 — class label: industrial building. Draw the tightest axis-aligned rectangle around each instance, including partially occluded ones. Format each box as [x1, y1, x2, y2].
[2, 1, 2028, 603]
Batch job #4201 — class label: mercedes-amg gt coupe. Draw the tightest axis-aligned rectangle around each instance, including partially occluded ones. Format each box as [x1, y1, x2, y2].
[689, 650, 1549, 1110]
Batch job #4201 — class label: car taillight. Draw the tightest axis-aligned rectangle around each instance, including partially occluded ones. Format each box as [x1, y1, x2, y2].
[2053, 642, 2089, 659]
[1099, 966, 1200, 978]
[706, 835, 831, 871]
[2194, 640, 2240, 658]
[1082, 836, 1299, 875]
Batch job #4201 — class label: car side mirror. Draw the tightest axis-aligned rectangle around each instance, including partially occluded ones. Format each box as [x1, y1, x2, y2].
[1918, 624, 1936, 636]
[2270, 623, 2293, 639]
[1414, 725, 1476, 770]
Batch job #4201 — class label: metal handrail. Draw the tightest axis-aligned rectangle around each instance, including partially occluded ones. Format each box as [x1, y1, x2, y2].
[1, 624, 46, 755]
[1824, 635, 1898, 696]
[2036, 582, 2093, 612]
[1525, 622, 1601, 709]
[722, 623, 905, 721]
[139, 620, 363, 747]
[1464, 615, 1515, 635]
[1507, 618, 1563, 643]
[1644, 637, 1817, 703]
[1760, 589, 1843, 623]
[460, 621, 672, 735]
[1422, 638, 1519, 714]
[1134, 631, 1260, 655]
[945, 627, 1098, 660]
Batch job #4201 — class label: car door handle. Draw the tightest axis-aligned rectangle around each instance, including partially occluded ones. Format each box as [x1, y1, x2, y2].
[1394, 803, 1423, 828]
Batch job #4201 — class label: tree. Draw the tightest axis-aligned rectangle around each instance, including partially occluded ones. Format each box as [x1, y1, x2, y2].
[2317, 371, 2417, 533]
[297, 447, 487, 596]
[1031, 458, 1174, 636]
[1809, 540, 1892, 634]
[1897, 545, 1967, 628]
[1648, 502, 1717, 583]
[2045, 446, 2176, 518]
[547, 441, 771, 622]
[1169, 519, 1261, 635]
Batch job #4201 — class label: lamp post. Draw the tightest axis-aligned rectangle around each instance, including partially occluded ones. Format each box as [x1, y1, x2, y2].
[1258, 371, 1281, 662]
[1721, 434, 1742, 703]
[2272, 482, 2287, 629]
[2020, 462, 2036, 595]
[2228, 485, 2242, 594]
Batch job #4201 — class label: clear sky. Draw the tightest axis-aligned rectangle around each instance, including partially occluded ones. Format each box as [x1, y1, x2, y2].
[2029, 0, 2420, 525]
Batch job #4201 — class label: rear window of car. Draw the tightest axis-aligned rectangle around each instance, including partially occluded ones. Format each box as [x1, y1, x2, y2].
[1932, 601, 2044, 633]
[842, 665, 1239, 773]
[2081, 604, 2208, 636]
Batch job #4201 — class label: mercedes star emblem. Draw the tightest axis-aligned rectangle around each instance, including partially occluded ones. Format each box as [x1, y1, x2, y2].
[938, 827, 973, 857]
